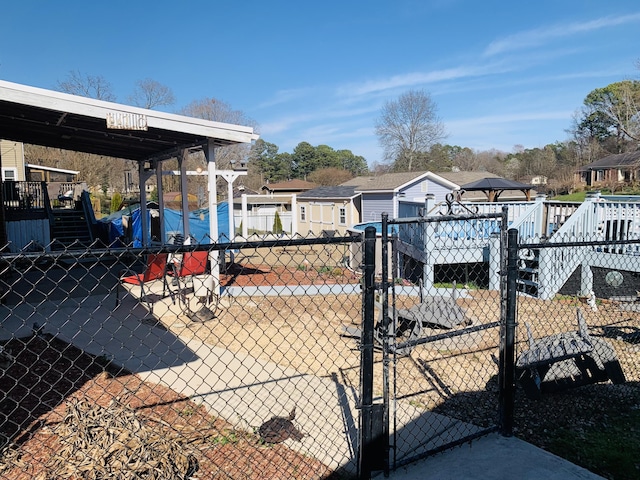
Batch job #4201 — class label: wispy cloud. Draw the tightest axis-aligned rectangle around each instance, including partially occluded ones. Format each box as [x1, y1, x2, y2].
[448, 110, 574, 129]
[484, 12, 640, 57]
[338, 62, 515, 97]
[259, 102, 380, 137]
[256, 87, 315, 109]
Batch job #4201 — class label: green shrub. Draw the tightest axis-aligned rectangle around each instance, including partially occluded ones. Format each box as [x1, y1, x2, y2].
[273, 211, 283, 234]
[110, 192, 122, 213]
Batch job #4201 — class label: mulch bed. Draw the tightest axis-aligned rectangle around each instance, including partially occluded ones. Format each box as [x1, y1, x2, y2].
[0, 334, 336, 480]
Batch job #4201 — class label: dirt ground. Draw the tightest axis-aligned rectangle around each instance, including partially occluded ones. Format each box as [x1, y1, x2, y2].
[165, 277, 639, 415]
[1, 245, 639, 479]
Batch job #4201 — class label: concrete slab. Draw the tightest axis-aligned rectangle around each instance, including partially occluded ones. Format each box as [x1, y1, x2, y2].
[384, 432, 604, 480]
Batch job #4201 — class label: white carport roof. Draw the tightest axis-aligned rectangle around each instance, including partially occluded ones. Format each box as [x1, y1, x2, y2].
[0, 79, 259, 247]
[0, 79, 258, 162]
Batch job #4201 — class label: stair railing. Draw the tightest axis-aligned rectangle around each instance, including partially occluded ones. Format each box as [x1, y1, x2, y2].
[507, 199, 545, 242]
[536, 200, 597, 299]
[80, 190, 96, 242]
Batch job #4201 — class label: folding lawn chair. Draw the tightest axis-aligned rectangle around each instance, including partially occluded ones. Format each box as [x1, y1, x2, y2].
[166, 250, 218, 322]
[116, 253, 172, 315]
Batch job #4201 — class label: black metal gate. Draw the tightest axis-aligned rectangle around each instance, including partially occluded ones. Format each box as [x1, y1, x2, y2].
[358, 207, 513, 477]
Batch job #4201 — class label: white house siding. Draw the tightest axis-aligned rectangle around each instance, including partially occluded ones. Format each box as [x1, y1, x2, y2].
[1, 140, 25, 181]
[361, 193, 393, 222]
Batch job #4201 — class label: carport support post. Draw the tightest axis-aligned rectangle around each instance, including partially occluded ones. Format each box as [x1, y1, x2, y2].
[179, 149, 191, 240]
[499, 228, 518, 436]
[138, 160, 156, 246]
[205, 141, 220, 295]
[359, 226, 377, 479]
[155, 161, 165, 243]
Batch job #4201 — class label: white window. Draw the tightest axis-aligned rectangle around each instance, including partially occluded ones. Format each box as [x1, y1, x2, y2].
[1, 168, 17, 181]
[300, 205, 306, 222]
[339, 207, 347, 225]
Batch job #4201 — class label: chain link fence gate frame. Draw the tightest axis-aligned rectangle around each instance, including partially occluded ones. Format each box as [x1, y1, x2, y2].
[356, 208, 513, 476]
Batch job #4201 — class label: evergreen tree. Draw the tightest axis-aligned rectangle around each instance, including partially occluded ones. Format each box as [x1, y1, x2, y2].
[110, 192, 122, 213]
[273, 211, 284, 234]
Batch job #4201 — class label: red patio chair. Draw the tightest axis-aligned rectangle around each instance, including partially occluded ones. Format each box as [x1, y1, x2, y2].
[165, 250, 209, 299]
[172, 250, 209, 277]
[116, 253, 171, 314]
[166, 250, 217, 322]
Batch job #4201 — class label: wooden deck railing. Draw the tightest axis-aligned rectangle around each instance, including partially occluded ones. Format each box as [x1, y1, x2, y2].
[2, 181, 48, 210]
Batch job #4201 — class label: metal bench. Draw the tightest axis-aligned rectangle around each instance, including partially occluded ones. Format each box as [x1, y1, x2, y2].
[516, 308, 625, 399]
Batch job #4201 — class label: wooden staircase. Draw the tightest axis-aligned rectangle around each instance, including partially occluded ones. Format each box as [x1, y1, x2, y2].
[50, 208, 93, 250]
[517, 247, 541, 297]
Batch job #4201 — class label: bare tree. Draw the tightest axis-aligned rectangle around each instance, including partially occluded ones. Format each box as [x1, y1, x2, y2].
[307, 167, 353, 186]
[127, 78, 175, 109]
[375, 89, 446, 171]
[179, 98, 257, 169]
[56, 70, 116, 101]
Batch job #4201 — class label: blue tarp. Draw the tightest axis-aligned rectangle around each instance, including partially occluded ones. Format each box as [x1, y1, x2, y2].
[99, 202, 230, 246]
[162, 202, 230, 245]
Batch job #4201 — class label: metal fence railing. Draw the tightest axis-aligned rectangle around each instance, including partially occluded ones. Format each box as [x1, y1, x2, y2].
[1, 224, 637, 479]
[0, 236, 364, 479]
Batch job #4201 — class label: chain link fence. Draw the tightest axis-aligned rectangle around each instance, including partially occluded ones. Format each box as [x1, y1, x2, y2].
[2, 221, 637, 479]
[374, 212, 509, 473]
[510, 235, 640, 474]
[0, 236, 366, 479]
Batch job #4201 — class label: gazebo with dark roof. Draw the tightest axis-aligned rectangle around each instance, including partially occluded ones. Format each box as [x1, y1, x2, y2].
[460, 177, 533, 202]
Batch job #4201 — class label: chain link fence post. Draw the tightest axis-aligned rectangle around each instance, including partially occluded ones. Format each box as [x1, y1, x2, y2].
[499, 227, 518, 436]
[358, 225, 377, 479]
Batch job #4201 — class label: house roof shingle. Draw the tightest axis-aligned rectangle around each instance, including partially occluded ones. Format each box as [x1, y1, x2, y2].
[298, 186, 357, 200]
[434, 171, 500, 186]
[579, 151, 640, 171]
[340, 170, 533, 201]
[261, 179, 317, 192]
[344, 171, 430, 191]
[342, 170, 502, 192]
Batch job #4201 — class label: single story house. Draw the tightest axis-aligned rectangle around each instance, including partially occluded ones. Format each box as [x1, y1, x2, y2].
[345, 170, 524, 222]
[296, 185, 361, 236]
[577, 151, 640, 188]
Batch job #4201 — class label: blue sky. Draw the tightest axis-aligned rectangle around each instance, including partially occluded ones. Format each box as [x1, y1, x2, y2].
[1, 1, 639, 166]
